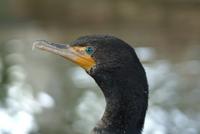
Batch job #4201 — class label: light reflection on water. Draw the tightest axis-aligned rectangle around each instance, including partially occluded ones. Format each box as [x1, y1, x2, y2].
[0, 35, 199, 134]
[73, 91, 105, 134]
[68, 67, 96, 89]
[0, 51, 55, 133]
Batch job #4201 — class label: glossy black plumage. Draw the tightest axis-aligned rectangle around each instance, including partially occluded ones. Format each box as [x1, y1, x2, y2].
[70, 35, 149, 134]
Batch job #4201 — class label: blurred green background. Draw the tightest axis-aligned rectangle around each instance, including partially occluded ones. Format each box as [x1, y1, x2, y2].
[0, 0, 200, 134]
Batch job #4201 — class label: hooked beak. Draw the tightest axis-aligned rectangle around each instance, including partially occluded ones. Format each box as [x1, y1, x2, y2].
[33, 40, 95, 70]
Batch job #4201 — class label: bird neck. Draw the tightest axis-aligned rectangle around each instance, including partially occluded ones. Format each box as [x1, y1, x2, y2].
[91, 66, 148, 134]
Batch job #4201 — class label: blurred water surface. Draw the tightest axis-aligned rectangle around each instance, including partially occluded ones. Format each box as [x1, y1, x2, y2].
[0, 0, 200, 134]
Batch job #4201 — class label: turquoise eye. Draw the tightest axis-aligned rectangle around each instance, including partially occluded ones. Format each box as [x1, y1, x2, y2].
[85, 47, 94, 55]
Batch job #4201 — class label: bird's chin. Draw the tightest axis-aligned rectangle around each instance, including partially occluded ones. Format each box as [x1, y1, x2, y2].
[86, 65, 97, 76]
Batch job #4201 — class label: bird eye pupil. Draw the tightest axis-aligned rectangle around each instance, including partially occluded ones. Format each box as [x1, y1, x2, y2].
[85, 47, 94, 55]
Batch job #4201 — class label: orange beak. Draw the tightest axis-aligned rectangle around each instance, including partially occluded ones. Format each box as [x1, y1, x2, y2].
[33, 40, 95, 71]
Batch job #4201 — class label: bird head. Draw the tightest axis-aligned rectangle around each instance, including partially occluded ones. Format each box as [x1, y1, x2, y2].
[33, 35, 139, 75]
[33, 35, 148, 134]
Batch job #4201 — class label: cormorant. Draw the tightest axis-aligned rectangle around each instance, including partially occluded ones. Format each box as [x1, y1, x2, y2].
[33, 35, 148, 134]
